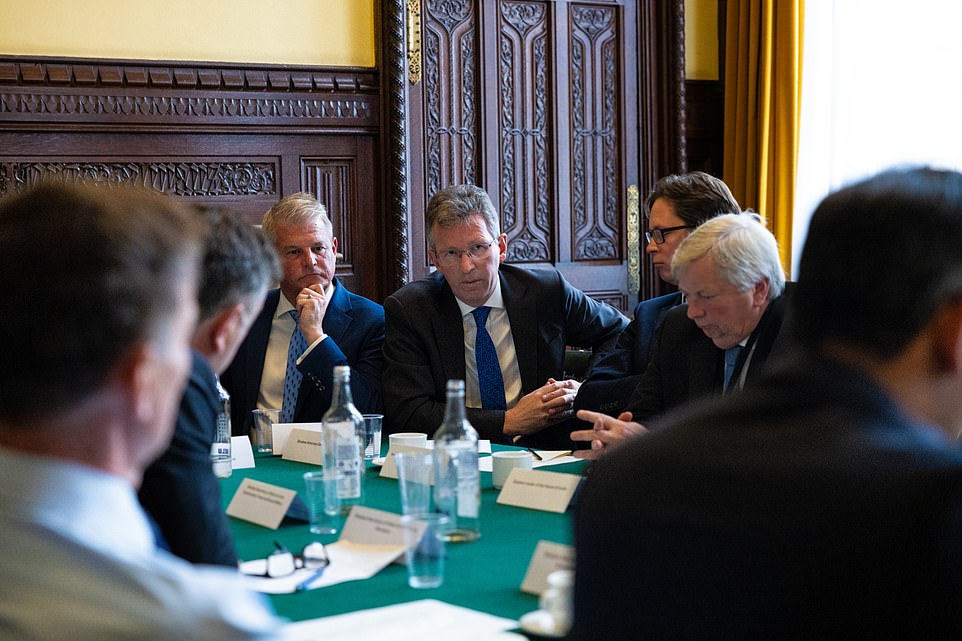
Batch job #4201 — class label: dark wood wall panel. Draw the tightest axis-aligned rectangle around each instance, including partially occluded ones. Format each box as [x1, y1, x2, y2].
[498, 1, 553, 263]
[568, 3, 621, 263]
[422, 1, 479, 198]
[0, 55, 384, 301]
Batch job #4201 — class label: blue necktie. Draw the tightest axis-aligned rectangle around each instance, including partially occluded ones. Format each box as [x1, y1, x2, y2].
[723, 345, 743, 390]
[281, 310, 306, 422]
[472, 306, 506, 410]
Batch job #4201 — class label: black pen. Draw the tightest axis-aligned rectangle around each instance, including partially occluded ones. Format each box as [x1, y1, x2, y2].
[526, 447, 543, 461]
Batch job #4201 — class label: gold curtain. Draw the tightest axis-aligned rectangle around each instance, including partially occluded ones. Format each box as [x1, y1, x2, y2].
[723, 0, 804, 275]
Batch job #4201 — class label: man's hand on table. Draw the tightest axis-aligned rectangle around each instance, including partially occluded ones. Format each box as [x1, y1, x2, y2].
[570, 410, 647, 460]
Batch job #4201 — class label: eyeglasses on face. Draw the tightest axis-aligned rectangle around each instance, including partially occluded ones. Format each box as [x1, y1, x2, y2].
[244, 541, 330, 578]
[433, 239, 496, 267]
[645, 225, 694, 245]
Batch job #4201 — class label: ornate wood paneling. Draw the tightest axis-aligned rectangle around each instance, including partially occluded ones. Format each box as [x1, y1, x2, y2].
[498, 1, 552, 263]
[422, 0, 479, 197]
[302, 158, 356, 272]
[0, 159, 276, 197]
[0, 58, 377, 128]
[0, 55, 383, 301]
[569, 4, 621, 262]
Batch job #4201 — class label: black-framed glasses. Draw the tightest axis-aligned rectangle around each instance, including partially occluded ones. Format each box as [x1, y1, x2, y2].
[244, 541, 330, 578]
[645, 225, 694, 245]
[433, 239, 496, 267]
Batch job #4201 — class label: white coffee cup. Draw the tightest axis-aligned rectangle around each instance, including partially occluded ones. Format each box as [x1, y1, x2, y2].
[389, 432, 429, 450]
[539, 569, 574, 634]
[491, 450, 534, 489]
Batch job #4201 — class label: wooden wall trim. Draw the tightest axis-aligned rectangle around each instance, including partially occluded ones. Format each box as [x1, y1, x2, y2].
[378, 0, 411, 292]
[0, 55, 378, 130]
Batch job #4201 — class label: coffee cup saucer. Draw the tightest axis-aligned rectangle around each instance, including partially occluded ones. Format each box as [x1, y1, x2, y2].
[519, 609, 565, 638]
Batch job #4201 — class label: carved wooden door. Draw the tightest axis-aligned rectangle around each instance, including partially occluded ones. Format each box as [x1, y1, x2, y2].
[401, 0, 641, 311]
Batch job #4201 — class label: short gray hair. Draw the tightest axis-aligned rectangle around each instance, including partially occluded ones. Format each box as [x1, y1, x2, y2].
[426, 184, 500, 247]
[671, 213, 785, 300]
[262, 192, 333, 242]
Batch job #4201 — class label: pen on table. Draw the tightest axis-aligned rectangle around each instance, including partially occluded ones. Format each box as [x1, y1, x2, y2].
[295, 567, 327, 592]
[526, 447, 543, 461]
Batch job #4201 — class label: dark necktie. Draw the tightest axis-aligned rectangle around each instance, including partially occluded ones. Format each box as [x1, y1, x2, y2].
[723, 345, 744, 390]
[471, 306, 506, 410]
[281, 310, 307, 422]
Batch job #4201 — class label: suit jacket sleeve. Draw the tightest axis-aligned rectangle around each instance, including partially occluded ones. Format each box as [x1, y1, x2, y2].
[382, 291, 451, 436]
[297, 297, 385, 415]
[138, 352, 238, 567]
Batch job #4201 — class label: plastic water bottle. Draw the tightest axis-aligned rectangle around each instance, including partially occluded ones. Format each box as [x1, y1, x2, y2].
[211, 377, 232, 478]
[322, 365, 365, 514]
[432, 379, 480, 542]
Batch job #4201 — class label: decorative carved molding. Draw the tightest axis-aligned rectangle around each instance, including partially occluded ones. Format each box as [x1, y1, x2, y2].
[384, 0, 411, 289]
[423, 0, 477, 198]
[302, 158, 355, 270]
[0, 56, 378, 128]
[570, 5, 619, 261]
[500, 1, 551, 263]
[407, 0, 423, 84]
[0, 160, 276, 197]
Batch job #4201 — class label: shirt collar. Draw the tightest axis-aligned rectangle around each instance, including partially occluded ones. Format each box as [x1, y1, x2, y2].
[455, 278, 505, 317]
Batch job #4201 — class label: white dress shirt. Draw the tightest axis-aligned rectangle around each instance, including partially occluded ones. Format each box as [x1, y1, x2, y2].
[257, 286, 332, 412]
[455, 281, 523, 410]
[0, 447, 284, 641]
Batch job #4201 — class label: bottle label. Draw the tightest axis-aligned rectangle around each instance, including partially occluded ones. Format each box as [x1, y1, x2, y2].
[456, 453, 479, 518]
[328, 420, 361, 500]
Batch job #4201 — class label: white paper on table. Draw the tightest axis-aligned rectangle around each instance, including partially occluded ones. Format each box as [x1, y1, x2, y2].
[231, 436, 255, 469]
[240, 540, 405, 594]
[284, 599, 523, 641]
[478, 450, 578, 472]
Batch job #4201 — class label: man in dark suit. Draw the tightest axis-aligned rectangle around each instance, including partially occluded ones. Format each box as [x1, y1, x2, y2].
[570, 167, 962, 640]
[571, 213, 790, 457]
[140, 208, 279, 566]
[222, 193, 384, 434]
[382, 184, 626, 445]
[575, 171, 740, 415]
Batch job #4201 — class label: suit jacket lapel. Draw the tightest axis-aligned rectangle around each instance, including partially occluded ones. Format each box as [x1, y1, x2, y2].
[321, 278, 352, 345]
[501, 269, 538, 391]
[432, 275, 468, 383]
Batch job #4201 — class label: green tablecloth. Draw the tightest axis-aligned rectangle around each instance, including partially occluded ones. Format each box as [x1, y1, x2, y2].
[220, 448, 583, 623]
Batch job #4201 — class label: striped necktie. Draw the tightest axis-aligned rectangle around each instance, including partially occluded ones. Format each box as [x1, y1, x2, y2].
[281, 310, 307, 422]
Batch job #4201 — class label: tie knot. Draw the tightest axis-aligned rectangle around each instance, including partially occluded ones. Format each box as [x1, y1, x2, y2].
[472, 306, 491, 325]
[288, 309, 299, 322]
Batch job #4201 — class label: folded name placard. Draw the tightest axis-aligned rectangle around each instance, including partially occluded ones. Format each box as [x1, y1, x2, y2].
[226, 478, 303, 529]
[231, 436, 255, 469]
[379, 444, 434, 482]
[496, 468, 580, 513]
[271, 422, 323, 456]
[282, 427, 324, 465]
[520, 539, 576, 595]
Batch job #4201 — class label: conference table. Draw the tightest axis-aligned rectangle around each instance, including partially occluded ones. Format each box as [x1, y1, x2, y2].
[220, 445, 584, 627]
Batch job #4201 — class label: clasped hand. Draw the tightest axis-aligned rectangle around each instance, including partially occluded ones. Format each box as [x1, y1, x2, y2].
[503, 377, 581, 437]
[295, 284, 330, 345]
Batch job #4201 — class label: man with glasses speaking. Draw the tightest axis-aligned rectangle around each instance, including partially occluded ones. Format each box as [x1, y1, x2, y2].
[222, 193, 385, 434]
[383, 184, 627, 447]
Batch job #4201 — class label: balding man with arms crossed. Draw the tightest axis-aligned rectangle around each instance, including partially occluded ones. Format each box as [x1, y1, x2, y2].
[571, 167, 962, 640]
[0, 183, 282, 640]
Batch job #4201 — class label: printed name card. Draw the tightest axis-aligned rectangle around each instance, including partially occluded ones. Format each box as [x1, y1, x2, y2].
[271, 422, 323, 456]
[379, 444, 434, 481]
[226, 478, 298, 529]
[231, 436, 255, 469]
[496, 469, 580, 513]
[340, 505, 425, 547]
[282, 427, 324, 465]
[520, 540, 576, 595]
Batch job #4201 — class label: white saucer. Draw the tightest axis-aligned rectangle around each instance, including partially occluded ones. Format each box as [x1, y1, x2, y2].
[519, 609, 566, 638]
[371, 456, 386, 466]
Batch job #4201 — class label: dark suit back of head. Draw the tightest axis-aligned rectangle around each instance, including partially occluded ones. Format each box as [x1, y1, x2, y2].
[796, 167, 962, 357]
[0, 182, 201, 424]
